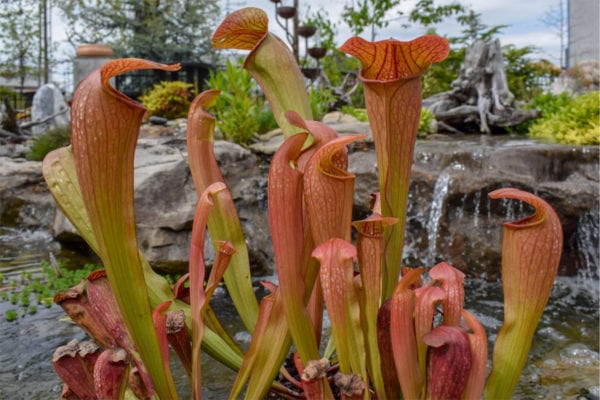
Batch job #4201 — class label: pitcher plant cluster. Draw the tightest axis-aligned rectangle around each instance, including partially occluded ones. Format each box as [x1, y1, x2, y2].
[44, 7, 563, 400]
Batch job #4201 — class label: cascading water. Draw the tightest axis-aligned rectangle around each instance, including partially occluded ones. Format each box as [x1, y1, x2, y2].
[576, 208, 600, 282]
[426, 168, 451, 266]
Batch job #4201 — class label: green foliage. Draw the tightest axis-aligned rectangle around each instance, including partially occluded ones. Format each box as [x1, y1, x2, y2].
[422, 47, 465, 99]
[528, 91, 599, 145]
[0, 0, 41, 84]
[0, 261, 99, 322]
[26, 126, 72, 161]
[320, 50, 364, 108]
[419, 108, 435, 134]
[5, 310, 18, 322]
[341, 106, 369, 122]
[341, 0, 401, 41]
[503, 45, 561, 102]
[54, 0, 219, 61]
[207, 59, 276, 144]
[309, 86, 336, 121]
[304, 8, 338, 53]
[139, 81, 193, 120]
[528, 92, 574, 115]
[455, 9, 507, 44]
[408, 0, 465, 26]
[340, 105, 435, 134]
[0, 86, 26, 110]
[255, 108, 278, 134]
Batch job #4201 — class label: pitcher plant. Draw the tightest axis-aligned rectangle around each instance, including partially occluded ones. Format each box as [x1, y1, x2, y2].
[44, 7, 563, 400]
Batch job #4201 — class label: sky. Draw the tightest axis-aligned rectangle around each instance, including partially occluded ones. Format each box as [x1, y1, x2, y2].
[244, 0, 565, 62]
[50, 0, 566, 88]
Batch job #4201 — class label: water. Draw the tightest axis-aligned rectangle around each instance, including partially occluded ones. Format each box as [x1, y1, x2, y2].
[464, 277, 600, 398]
[426, 168, 451, 265]
[0, 135, 598, 398]
[0, 227, 57, 276]
[0, 274, 597, 399]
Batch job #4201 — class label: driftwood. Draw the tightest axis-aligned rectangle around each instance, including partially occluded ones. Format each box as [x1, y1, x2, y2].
[423, 39, 540, 134]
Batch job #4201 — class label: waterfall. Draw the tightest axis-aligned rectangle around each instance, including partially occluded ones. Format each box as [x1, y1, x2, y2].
[575, 209, 600, 285]
[426, 169, 452, 266]
[473, 190, 481, 227]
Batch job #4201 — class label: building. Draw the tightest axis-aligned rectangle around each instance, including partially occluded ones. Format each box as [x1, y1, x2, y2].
[567, 0, 600, 67]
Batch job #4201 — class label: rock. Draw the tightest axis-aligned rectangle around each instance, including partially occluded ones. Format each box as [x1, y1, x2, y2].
[149, 116, 168, 125]
[132, 138, 267, 274]
[30, 84, 70, 136]
[249, 133, 284, 155]
[350, 136, 599, 278]
[4, 133, 597, 279]
[0, 157, 55, 229]
[322, 111, 359, 124]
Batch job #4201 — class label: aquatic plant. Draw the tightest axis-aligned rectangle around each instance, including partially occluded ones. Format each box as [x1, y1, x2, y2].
[43, 7, 563, 399]
[0, 261, 97, 320]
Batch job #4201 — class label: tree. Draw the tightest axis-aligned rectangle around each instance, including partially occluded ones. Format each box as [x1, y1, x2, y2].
[455, 9, 507, 45]
[55, 0, 220, 62]
[341, 0, 401, 41]
[503, 45, 561, 101]
[418, 7, 508, 98]
[0, 0, 43, 91]
[408, 0, 464, 27]
[540, 0, 567, 68]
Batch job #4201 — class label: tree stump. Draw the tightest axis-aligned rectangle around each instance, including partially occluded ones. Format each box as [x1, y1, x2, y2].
[423, 39, 540, 134]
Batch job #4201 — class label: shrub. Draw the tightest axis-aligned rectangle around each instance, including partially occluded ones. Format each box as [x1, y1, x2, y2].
[528, 92, 574, 115]
[309, 86, 336, 121]
[27, 125, 71, 161]
[139, 81, 193, 120]
[255, 107, 278, 134]
[528, 91, 599, 145]
[207, 59, 268, 144]
[340, 105, 435, 134]
[341, 105, 369, 122]
[419, 108, 435, 134]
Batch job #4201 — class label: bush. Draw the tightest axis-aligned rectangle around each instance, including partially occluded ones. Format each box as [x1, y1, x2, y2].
[208, 59, 277, 144]
[309, 86, 336, 121]
[27, 125, 71, 161]
[341, 105, 368, 122]
[419, 108, 435, 134]
[255, 108, 278, 134]
[139, 81, 193, 120]
[528, 91, 599, 145]
[340, 105, 435, 134]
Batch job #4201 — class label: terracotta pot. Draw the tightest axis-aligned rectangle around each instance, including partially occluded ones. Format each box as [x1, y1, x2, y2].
[76, 44, 115, 58]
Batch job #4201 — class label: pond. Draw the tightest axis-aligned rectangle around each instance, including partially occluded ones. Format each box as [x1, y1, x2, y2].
[0, 226, 598, 399]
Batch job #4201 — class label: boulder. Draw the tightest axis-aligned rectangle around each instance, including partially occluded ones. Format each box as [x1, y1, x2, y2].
[350, 136, 599, 278]
[4, 133, 597, 279]
[51, 137, 270, 274]
[30, 84, 70, 136]
[0, 157, 55, 229]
